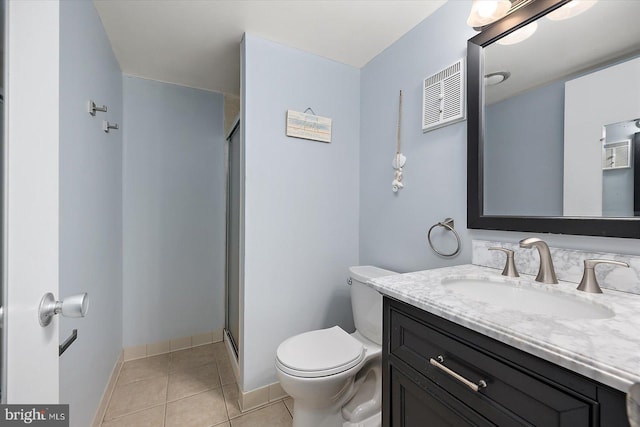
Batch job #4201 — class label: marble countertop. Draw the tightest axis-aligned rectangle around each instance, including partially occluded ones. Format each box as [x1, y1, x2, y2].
[368, 264, 640, 393]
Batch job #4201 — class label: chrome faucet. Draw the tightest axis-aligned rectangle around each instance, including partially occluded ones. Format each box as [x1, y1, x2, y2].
[519, 237, 558, 284]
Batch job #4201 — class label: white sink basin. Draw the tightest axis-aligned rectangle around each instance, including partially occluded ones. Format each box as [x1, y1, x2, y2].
[441, 277, 615, 320]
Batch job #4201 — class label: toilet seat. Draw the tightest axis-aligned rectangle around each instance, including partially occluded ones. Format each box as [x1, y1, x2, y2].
[276, 326, 365, 378]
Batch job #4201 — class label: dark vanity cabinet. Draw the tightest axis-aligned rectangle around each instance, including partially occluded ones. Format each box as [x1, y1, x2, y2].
[382, 297, 629, 426]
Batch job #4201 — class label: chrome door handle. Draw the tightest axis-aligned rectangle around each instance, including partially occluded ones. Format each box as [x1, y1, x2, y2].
[39, 292, 89, 327]
[430, 355, 487, 392]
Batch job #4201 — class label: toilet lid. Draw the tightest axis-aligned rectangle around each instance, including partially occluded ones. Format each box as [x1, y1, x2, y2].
[276, 326, 365, 378]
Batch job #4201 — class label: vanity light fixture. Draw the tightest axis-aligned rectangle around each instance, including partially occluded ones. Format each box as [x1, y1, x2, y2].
[466, 0, 511, 28]
[484, 71, 511, 86]
[497, 21, 538, 45]
[547, 0, 598, 21]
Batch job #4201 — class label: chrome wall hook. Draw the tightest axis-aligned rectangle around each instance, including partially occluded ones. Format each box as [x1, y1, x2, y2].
[103, 121, 119, 133]
[88, 100, 108, 116]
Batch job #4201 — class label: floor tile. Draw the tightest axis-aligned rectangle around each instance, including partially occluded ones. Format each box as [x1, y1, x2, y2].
[222, 383, 241, 419]
[101, 405, 165, 427]
[165, 388, 228, 427]
[105, 376, 168, 420]
[212, 341, 230, 362]
[117, 354, 170, 386]
[230, 402, 292, 427]
[167, 362, 221, 402]
[283, 397, 293, 416]
[217, 358, 237, 386]
[169, 345, 215, 372]
[103, 342, 245, 427]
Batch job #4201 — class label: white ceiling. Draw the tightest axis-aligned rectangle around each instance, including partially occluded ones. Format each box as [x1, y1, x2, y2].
[93, 0, 447, 96]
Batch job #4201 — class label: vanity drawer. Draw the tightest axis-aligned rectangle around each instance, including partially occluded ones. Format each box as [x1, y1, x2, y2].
[386, 298, 598, 426]
[389, 359, 497, 427]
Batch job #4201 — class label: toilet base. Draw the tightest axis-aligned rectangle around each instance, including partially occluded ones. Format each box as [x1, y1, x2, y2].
[291, 400, 381, 427]
[291, 407, 381, 427]
[292, 400, 346, 427]
[343, 411, 380, 427]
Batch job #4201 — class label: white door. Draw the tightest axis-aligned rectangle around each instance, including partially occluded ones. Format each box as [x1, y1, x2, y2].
[3, 0, 60, 403]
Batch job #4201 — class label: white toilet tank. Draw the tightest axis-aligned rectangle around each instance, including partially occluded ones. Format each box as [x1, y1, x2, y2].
[348, 266, 397, 345]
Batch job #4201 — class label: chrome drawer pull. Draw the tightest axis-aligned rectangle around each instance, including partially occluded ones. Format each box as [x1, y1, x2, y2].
[430, 355, 487, 392]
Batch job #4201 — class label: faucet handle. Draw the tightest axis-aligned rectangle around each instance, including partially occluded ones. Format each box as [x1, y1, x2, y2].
[489, 247, 519, 277]
[577, 259, 629, 293]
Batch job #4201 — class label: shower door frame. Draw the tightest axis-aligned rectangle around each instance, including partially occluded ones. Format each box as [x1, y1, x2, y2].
[224, 116, 241, 359]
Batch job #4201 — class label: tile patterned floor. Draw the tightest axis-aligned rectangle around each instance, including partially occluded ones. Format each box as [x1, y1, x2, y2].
[100, 342, 293, 427]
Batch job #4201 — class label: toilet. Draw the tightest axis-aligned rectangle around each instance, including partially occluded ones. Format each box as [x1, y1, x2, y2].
[275, 266, 397, 427]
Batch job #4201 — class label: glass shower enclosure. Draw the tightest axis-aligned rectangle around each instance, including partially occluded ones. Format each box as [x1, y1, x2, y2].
[225, 118, 240, 358]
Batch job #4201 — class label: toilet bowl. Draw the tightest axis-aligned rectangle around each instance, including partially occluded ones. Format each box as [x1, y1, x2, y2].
[275, 266, 396, 427]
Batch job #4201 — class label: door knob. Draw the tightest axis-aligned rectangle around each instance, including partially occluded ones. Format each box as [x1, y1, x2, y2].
[39, 292, 89, 327]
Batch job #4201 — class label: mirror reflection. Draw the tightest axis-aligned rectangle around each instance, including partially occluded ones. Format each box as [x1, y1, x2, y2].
[482, 0, 640, 218]
[602, 118, 638, 217]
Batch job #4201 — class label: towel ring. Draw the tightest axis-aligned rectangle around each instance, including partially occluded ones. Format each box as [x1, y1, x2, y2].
[427, 218, 461, 258]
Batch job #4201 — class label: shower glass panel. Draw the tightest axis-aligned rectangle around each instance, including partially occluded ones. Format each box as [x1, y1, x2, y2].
[225, 121, 240, 357]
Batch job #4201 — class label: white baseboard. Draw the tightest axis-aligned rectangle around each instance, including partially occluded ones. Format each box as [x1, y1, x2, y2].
[123, 328, 224, 361]
[225, 330, 288, 413]
[91, 349, 124, 427]
[239, 382, 289, 413]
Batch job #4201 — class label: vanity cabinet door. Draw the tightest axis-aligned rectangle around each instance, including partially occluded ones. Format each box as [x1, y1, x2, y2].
[383, 297, 628, 427]
[389, 361, 495, 427]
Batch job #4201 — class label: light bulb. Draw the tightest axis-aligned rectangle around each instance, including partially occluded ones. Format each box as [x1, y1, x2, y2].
[497, 21, 538, 46]
[467, 0, 511, 28]
[477, 2, 498, 18]
[547, 1, 598, 21]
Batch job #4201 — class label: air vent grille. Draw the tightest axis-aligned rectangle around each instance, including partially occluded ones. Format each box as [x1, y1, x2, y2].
[602, 139, 632, 170]
[422, 59, 465, 132]
[423, 84, 441, 127]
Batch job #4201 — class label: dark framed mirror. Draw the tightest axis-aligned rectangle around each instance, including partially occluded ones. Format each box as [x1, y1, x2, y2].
[467, 0, 640, 238]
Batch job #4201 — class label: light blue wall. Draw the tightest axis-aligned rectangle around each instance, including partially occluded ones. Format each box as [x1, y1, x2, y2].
[59, 2, 123, 426]
[360, 1, 475, 272]
[359, 0, 640, 275]
[485, 81, 564, 216]
[122, 76, 225, 347]
[242, 34, 360, 391]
